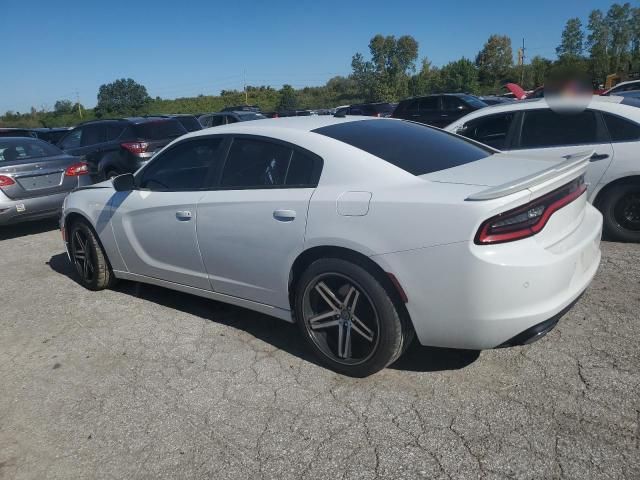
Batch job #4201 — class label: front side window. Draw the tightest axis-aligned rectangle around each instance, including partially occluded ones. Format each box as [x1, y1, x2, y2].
[221, 138, 292, 188]
[139, 138, 225, 191]
[519, 109, 599, 148]
[459, 113, 515, 150]
[603, 113, 640, 142]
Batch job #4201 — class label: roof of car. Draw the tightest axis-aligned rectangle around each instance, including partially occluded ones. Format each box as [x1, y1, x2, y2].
[185, 115, 380, 139]
[444, 95, 640, 127]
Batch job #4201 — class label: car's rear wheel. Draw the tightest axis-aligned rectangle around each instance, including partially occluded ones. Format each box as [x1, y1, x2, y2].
[295, 258, 411, 377]
[69, 220, 114, 290]
[599, 183, 640, 243]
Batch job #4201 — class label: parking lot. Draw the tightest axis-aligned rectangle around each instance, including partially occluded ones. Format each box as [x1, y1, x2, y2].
[0, 221, 638, 479]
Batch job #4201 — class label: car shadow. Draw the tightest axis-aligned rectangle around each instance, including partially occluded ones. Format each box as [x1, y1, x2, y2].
[0, 218, 59, 240]
[48, 252, 479, 374]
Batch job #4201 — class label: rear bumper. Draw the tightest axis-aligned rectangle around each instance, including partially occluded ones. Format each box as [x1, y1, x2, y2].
[372, 204, 603, 350]
[0, 178, 90, 225]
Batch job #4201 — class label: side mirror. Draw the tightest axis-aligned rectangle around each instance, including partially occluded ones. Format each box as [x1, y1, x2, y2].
[112, 173, 135, 192]
[457, 105, 468, 111]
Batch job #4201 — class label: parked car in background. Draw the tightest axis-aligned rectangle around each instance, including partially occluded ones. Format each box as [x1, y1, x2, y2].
[57, 117, 188, 180]
[478, 96, 514, 105]
[31, 127, 72, 144]
[445, 96, 640, 242]
[221, 105, 261, 113]
[392, 94, 488, 127]
[602, 80, 640, 96]
[334, 102, 396, 117]
[617, 90, 640, 100]
[62, 116, 601, 376]
[199, 111, 266, 128]
[149, 114, 202, 132]
[0, 128, 37, 138]
[0, 137, 90, 225]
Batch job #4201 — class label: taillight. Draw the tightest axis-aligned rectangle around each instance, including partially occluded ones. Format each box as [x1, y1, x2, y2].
[475, 176, 587, 245]
[64, 162, 89, 176]
[121, 142, 149, 155]
[0, 175, 16, 187]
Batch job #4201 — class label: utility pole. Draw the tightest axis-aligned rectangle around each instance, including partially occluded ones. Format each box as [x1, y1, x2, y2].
[519, 38, 526, 85]
[243, 70, 248, 105]
[75, 90, 83, 119]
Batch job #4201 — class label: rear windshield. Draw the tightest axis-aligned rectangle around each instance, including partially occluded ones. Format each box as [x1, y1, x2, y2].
[175, 116, 202, 132]
[0, 138, 62, 162]
[313, 119, 492, 175]
[133, 119, 187, 140]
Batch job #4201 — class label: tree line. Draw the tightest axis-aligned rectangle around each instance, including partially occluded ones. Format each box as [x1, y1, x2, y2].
[2, 2, 638, 129]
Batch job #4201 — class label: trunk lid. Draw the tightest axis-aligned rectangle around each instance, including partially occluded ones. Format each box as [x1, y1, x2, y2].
[422, 150, 592, 201]
[0, 154, 81, 200]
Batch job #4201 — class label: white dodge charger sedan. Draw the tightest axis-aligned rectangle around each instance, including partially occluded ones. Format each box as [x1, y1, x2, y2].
[61, 116, 602, 377]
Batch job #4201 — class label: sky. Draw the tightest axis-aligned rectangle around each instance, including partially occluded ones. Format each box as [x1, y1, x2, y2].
[2, 0, 629, 113]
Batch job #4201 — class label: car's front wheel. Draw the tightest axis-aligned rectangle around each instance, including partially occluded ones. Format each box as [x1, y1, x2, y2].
[69, 220, 115, 290]
[295, 258, 412, 377]
[599, 183, 640, 243]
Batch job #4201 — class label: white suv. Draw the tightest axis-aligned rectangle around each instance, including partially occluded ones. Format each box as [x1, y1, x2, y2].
[445, 96, 640, 242]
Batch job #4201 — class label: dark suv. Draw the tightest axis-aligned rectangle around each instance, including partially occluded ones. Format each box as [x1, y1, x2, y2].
[335, 103, 396, 117]
[392, 94, 488, 127]
[57, 117, 187, 179]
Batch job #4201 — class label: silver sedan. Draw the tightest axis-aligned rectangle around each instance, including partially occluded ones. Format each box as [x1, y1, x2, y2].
[0, 137, 92, 226]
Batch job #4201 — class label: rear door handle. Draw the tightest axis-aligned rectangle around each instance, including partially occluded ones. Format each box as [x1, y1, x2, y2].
[590, 153, 610, 161]
[273, 209, 296, 221]
[176, 210, 192, 221]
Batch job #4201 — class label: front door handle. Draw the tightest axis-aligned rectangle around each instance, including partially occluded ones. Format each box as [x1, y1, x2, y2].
[590, 153, 610, 161]
[176, 210, 192, 221]
[273, 209, 296, 222]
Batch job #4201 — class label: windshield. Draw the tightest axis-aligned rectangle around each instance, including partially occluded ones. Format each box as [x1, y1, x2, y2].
[133, 119, 187, 139]
[313, 119, 492, 176]
[0, 138, 63, 162]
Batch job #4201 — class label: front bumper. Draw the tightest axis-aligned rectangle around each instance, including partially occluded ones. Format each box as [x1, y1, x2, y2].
[373, 204, 603, 350]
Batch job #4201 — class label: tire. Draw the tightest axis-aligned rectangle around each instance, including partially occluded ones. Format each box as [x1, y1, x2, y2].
[69, 220, 115, 290]
[599, 183, 640, 243]
[294, 257, 412, 377]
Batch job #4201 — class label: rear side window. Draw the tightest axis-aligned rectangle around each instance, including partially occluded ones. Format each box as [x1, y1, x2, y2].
[419, 97, 439, 112]
[59, 128, 82, 149]
[220, 138, 321, 188]
[105, 123, 125, 141]
[81, 124, 105, 146]
[133, 120, 187, 140]
[221, 139, 291, 188]
[313, 119, 492, 176]
[459, 113, 515, 150]
[519, 109, 599, 148]
[139, 138, 225, 191]
[175, 116, 202, 132]
[285, 151, 315, 185]
[603, 113, 640, 141]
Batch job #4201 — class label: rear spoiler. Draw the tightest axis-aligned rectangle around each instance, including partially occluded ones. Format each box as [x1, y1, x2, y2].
[466, 151, 593, 201]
